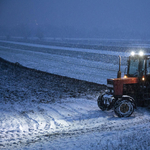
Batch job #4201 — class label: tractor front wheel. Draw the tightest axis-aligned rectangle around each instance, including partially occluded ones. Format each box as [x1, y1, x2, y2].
[97, 95, 106, 111]
[114, 99, 134, 117]
[97, 94, 113, 111]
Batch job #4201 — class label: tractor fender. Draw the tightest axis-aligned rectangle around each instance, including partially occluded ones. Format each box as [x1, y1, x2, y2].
[122, 95, 136, 108]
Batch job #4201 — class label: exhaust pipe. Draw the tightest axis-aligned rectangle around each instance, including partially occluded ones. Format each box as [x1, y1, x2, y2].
[117, 55, 121, 78]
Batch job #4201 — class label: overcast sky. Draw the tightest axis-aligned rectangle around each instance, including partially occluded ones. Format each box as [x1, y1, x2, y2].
[0, 0, 150, 37]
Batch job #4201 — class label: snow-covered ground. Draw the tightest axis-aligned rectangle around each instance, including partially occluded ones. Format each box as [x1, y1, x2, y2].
[0, 40, 129, 84]
[0, 40, 149, 85]
[1, 40, 150, 82]
[1, 96, 150, 150]
[1, 39, 150, 150]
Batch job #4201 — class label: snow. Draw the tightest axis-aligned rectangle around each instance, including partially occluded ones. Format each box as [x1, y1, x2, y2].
[1, 97, 150, 150]
[0, 48, 118, 84]
[0, 40, 129, 84]
[0, 40, 131, 56]
[1, 39, 150, 150]
[1, 40, 150, 85]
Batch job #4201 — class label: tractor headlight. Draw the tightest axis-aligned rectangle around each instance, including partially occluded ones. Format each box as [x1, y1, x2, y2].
[123, 75, 128, 78]
[142, 76, 145, 81]
[131, 51, 144, 56]
[139, 51, 144, 56]
[131, 51, 135, 56]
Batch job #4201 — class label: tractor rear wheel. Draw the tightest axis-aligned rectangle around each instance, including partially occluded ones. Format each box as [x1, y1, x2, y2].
[114, 99, 134, 117]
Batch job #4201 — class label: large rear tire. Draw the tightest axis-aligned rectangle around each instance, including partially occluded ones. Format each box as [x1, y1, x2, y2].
[114, 99, 134, 117]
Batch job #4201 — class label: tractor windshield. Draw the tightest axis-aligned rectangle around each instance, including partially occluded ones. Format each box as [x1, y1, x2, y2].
[128, 57, 145, 77]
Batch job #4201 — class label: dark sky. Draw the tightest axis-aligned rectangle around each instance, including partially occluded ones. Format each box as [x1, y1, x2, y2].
[0, 0, 150, 37]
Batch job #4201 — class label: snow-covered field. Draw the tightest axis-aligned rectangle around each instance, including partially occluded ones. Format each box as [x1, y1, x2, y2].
[0, 40, 129, 85]
[1, 39, 150, 150]
[1, 39, 150, 84]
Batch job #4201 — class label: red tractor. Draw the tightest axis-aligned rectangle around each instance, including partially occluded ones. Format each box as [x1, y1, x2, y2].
[97, 51, 150, 117]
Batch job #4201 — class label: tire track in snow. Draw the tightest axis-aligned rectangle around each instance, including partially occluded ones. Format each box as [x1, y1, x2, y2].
[11, 108, 36, 131]
[36, 106, 54, 131]
[2, 111, 150, 150]
[40, 105, 70, 128]
[1, 101, 150, 150]
[56, 103, 83, 120]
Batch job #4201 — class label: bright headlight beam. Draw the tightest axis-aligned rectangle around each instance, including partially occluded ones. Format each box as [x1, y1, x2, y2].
[139, 51, 144, 56]
[123, 75, 127, 78]
[131, 51, 135, 56]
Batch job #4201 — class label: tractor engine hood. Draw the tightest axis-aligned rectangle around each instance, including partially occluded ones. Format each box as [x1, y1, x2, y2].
[107, 77, 138, 96]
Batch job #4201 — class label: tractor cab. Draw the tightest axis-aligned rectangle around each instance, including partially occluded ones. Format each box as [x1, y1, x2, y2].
[128, 54, 146, 77]
[97, 51, 150, 117]
[126, 52, 150, 80]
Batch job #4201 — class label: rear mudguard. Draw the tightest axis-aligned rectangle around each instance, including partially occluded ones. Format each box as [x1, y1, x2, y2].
[121, 95, 136, 108]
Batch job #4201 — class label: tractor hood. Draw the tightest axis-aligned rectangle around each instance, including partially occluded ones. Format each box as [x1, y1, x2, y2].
[107, 77, 138, 96]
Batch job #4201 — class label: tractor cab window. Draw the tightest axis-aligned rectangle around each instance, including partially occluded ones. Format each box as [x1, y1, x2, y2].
[128, 57, 145, 77]
[139, 58, 145, 76]
[147, 59, 150, 74]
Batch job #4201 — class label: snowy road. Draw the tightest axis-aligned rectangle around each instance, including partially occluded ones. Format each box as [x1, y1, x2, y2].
[0, 40, 128, 84]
